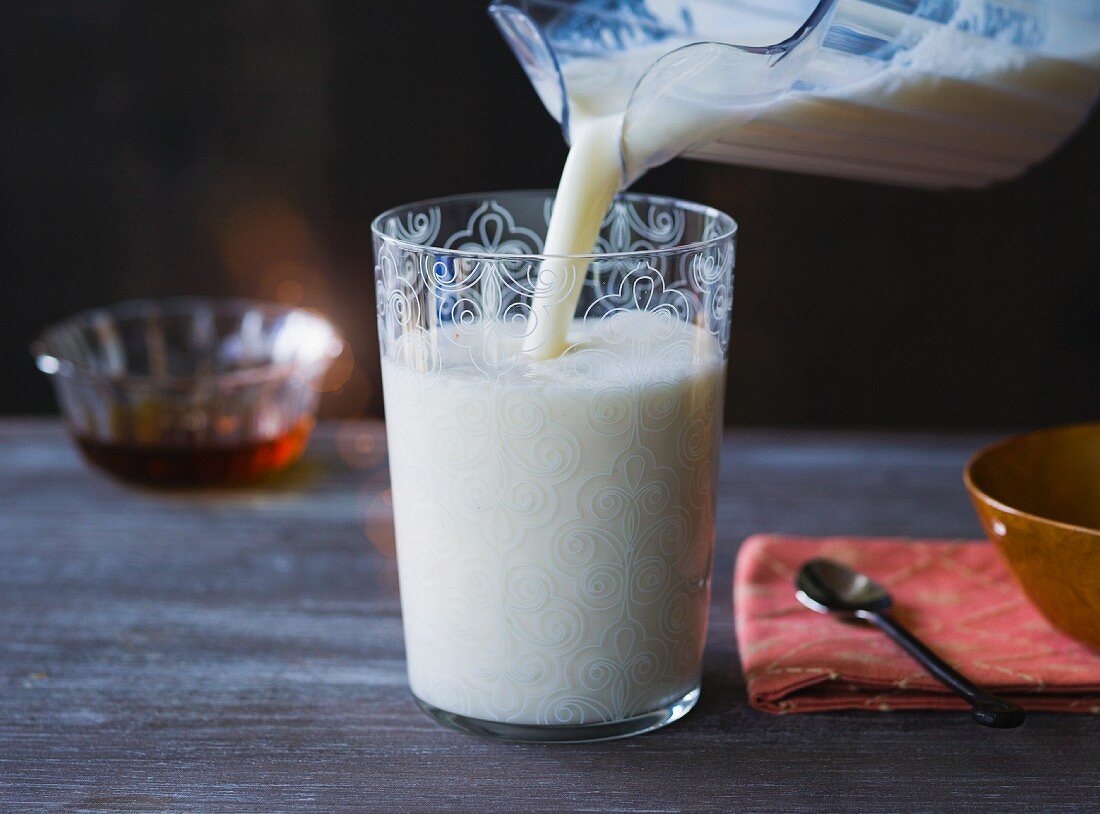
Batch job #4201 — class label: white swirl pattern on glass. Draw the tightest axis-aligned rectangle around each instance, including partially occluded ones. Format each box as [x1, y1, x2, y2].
[376, 193, 733, 726]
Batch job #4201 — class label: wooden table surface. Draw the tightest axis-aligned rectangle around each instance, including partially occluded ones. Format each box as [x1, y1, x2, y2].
[1, 419, 1096, 813]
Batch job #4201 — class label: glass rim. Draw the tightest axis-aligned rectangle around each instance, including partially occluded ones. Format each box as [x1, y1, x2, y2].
[371, 189, 738, 261]
[31, 296, 343, 387]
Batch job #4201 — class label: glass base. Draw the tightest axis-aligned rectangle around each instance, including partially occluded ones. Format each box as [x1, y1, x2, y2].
[414, 685, 700, 743]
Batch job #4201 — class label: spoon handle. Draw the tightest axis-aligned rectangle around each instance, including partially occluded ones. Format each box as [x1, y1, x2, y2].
[857, 609, 1025, 729]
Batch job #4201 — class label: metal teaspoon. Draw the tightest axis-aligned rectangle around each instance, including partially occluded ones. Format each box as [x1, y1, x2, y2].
[795, 558, 1025, 729]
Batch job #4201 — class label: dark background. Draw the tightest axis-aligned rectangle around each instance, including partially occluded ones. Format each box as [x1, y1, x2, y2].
[2, 1, 1097, 427]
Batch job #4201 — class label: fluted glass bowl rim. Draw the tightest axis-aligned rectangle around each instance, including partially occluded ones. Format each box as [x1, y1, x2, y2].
[31, 296, 343, 388]
[371, 189, 738, 261]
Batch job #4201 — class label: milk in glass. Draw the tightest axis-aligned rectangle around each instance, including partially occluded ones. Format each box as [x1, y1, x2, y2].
[384, 314, 724, 724]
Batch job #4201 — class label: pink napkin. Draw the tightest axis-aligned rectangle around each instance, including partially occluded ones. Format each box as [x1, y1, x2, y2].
[734, 534, 1100, 714]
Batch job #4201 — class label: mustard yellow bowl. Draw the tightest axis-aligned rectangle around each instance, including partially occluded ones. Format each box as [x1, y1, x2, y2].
[964, 423, 1100, 651]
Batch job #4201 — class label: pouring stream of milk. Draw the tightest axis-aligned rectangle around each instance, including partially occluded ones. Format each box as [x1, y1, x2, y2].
[522, 115, 623, 360]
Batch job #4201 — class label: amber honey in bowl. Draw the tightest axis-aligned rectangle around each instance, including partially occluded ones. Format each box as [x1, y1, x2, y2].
[76, 418, 314, 486]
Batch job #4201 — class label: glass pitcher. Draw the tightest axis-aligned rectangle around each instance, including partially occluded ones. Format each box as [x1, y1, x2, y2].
[491, 0, 1100, 188]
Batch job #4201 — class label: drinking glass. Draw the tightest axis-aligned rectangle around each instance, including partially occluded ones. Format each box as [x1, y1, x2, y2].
[373, 190, 735, 741]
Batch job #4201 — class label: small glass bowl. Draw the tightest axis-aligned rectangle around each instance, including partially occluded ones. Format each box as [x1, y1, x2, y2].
[32, 297, 343, 486]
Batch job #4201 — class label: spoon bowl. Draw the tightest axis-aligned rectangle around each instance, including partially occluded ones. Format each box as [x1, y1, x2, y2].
[795, 558, 893, 616]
